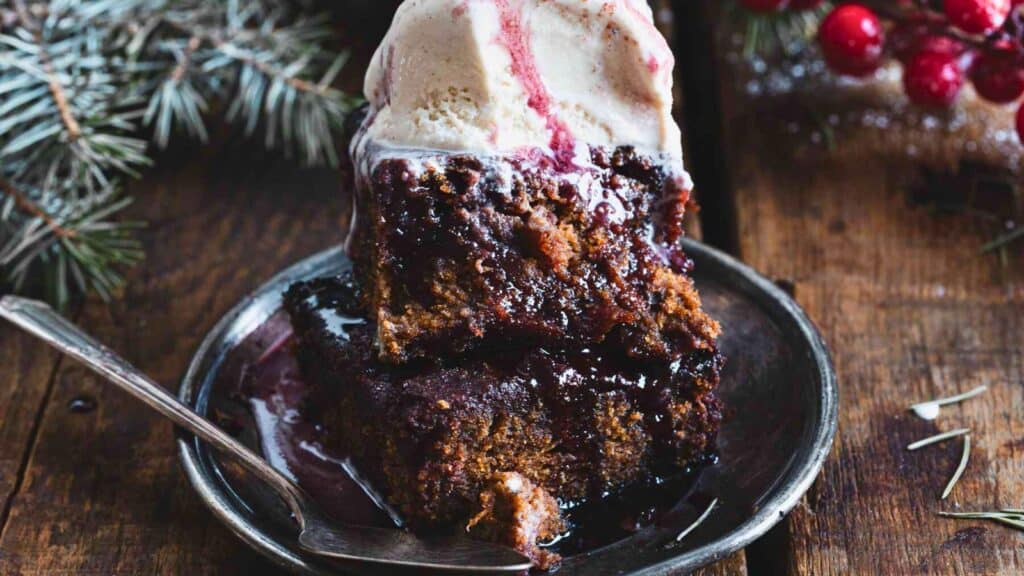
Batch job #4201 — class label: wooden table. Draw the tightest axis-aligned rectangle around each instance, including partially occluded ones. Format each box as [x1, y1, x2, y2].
[1, 3, 1022, 575]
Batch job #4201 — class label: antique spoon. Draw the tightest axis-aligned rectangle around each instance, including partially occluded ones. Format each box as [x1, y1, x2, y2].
[0, 296, 532, 573]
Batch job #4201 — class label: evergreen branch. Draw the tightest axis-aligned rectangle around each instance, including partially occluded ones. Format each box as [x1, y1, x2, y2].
[138, 4, 361, 165]
[170, 35, 201, 83]
[0, 0, 360, 308]
[11, 1, 83, 141]
[0, 176, 142, 309]
[36, 35, 82, 141]
[0, 177, 76, 239]
[0, 3, 151, 192]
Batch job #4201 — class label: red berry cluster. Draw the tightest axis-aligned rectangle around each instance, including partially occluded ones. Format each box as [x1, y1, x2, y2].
[740, 0, 1024, 144]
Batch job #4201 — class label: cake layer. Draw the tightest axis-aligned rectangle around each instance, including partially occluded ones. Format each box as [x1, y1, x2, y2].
[283, 273, 722, 563]
[349, 144, 719, 364]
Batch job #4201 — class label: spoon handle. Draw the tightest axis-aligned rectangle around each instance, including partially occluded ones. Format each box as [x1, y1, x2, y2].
[0, 296, 305, 520]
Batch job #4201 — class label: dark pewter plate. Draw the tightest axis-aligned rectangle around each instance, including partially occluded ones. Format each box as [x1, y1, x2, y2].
[177, 239, 838, 575]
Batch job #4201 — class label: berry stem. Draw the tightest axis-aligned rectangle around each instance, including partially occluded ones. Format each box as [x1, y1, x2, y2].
[863, 1, 998, 53]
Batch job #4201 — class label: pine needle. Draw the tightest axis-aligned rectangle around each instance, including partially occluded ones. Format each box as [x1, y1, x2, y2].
[980, 226, 1024, 254]
[907, 428, 970, 451]
[909, 386, 989, 420]
[941, 435, 971, 500]
[676, 498, 719, 542]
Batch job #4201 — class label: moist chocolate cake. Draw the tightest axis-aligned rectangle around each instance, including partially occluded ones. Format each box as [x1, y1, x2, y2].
[284, 273, 721, 566]
[349, 144, 719, 364]
[347, 0, 715, 366]
[280, 0, 726, 567]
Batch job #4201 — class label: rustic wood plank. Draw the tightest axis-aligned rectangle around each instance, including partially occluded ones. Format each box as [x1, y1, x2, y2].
[694, 553, 748, 576]
[0, 144, 348, 575]
[0, 329, 63, 535]
[705, 12, 1024, 576]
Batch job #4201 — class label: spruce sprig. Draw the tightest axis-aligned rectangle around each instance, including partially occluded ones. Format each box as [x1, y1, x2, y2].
[0, 0, 360, 309]
[131, 0, 361, 165]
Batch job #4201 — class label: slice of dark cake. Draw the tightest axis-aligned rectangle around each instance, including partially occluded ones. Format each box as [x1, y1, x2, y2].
[345, 0, 719, 365]
[283, 273, 722, 565]
[282, 0, 728, 567]
[349, 144, 720, 365]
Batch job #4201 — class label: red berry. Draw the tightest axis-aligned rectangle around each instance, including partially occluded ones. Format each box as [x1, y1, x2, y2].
[1017, 101, 1024, 144]
[904, 50, 965, 107]
[790, 0, 824, 10]
[739, 0, 789, 12]
[944, 0, 1012, 34]
[970, 49, 1024, 103]
[819, 4, 885, 77]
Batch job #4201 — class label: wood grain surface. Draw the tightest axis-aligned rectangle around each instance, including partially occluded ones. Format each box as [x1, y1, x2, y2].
[694, 3, 1024, 575]
[0, 147, 350, 575]
[0, 1, 1020, 574]
[721, 119, 1024, 575]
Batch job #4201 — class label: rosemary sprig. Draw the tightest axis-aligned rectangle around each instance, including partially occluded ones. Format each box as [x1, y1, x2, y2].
[909, 386, 988, 420]
[675, 498, 718, 542]
[906, 428, 970, 451]
[941, 435, 971, 500]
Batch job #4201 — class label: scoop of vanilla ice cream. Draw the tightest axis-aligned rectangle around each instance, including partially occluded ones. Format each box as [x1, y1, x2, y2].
[362, 0, 683, 161]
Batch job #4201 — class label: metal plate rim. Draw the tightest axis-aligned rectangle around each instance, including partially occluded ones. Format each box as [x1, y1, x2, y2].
[177, 240, 838, 575]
